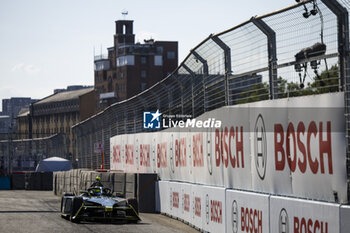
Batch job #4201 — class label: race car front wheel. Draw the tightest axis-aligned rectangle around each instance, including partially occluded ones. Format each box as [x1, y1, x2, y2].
[70, 197, 83, 223]
[128, 198, 139, 213]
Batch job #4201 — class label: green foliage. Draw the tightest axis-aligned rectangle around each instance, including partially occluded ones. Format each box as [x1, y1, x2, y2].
[235, 65, 339, 105]
[278, 65, 339, 98]
[237, 82, 269, 104]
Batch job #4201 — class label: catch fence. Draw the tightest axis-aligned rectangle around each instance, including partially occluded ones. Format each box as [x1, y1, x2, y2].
[73, 0, 350, 182]
[0, 133, 67, 174]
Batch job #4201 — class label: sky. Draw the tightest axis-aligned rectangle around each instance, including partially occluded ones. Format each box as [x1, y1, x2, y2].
[0, 0, 289, 110]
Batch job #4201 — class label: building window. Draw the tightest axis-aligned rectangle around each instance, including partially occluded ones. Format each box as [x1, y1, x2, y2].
[154, 55, 163, 66]
[141, 56, 147, 64]
[141, 82, 147, 91]
[157, 46, 163, 53]
[167, 51, 175, 59]
[117, 55, 135, 67]
[141, 70, 146, 78]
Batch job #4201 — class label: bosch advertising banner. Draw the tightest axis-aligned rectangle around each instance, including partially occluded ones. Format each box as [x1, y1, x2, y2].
[191, 182, 204, 229]
[270, 196, 340, 233]
[179, 182, 192, 223]
[226, 190, 270, 233]
[169, 181, 181, 219]
[110, 92, 347, 203]
[201, 185, 226, 233]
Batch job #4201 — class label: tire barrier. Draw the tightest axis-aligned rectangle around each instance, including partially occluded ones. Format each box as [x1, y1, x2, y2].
[53, 170, 158, 213]
[158, 180, 348, 233]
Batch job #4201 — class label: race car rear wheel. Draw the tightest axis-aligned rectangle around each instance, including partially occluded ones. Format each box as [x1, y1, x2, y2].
[70, 197, 83, 223]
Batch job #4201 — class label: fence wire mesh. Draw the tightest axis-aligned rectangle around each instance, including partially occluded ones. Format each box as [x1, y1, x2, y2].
[72, 0, 350, 171]
[0, 134, 67, 174]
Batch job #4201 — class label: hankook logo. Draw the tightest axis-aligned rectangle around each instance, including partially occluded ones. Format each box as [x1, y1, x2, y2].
[254, 114, 267, 180]
[231, 200, 238, 233]
[205, 194, 210, 225]
[279, 208, 289, 233]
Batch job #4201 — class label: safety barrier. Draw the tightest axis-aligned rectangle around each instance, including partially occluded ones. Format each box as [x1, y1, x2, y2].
[0, 172, 53, 190]
[111, 92, 347, 204]
[158, 180, 347, 233]
[25, 172, 53, 190]
[0, 175, 10, 190]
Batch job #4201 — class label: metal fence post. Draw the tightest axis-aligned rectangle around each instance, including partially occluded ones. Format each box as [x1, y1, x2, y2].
[191, 51, 209, 112]
[251, 17, 278, 99]
[173, 75, 184, 115]
[137, 96, 149, 132]
[211, 35, 232, 106]
[149, 90, 161, 111]
[160, 83, 172, 115]
[123, 107, 127, 134]
[182, 64, 196, 117]
[321, 0, 350, 203]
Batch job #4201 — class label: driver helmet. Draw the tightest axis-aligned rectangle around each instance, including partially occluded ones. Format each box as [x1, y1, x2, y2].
[96, 176, 101, 181]
[93, 187, 102, 196]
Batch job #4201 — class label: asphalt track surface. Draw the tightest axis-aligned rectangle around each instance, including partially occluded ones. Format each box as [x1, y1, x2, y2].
[0, 190, 200, 233]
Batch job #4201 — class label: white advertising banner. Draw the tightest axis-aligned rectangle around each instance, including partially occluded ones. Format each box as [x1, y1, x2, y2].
[191, 183, 205, 230]
[125, 134, 135, 173]
[250, 98, 293, 195]
[201, 185, 226, 233]
[214, 107, 252, 190]
[110, 134, 124, 171]
[157, 181, 169, 214]
[168, 181, 181, 219]
[178, 182, 192, 223]
[137, 132, 152, 173]
[270, 196, 340, 233]
[195, 110, 225, 187]
[340, 205, 350, 233]
[226, 189, 270, 233]
[110, 92, 347, 203]
[287, 94, 346, 202]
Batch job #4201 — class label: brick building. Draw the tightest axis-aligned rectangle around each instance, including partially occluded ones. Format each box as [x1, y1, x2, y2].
[94, 20, 178, 108]
[17, 87, 96, 158]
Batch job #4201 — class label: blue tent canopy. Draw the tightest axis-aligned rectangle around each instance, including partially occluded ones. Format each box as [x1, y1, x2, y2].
[35, 157, 72, 172]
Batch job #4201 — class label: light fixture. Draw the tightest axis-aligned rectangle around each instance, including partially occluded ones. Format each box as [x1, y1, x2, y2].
[295, 43, 326, 88]
[303, 9, 310, 18]
[310, 9, 318, 15]
[298, 0, 318, 18]
[294, 63, 302, 72]
[310, 60, 318, 70]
